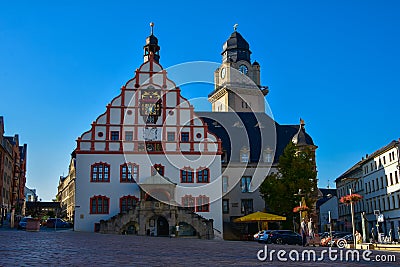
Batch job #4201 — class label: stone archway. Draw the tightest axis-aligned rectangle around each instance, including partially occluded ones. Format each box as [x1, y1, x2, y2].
[157, 216, 169, 236]
[100, 200, 214, 239]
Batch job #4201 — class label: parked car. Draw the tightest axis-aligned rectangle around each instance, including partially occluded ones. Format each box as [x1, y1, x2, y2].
[265, 230, 302, 245]
[254, 230, 272, 242]
[18, 217, 31, 230]
[46, 218, 72, 228]
[320, 232, 351, 246]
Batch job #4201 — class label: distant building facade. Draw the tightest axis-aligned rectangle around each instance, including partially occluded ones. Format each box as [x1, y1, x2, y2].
[57, 154, 76, 222]
[25, 187, 37, 202]
[0, 116, 27, 226]
[335, 140, 400, 240]
[316, 188, 338, 232]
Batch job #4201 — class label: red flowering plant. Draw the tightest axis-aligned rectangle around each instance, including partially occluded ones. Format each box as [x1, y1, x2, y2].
[339, 194, 363, 205]
[293, 206, 309, 213]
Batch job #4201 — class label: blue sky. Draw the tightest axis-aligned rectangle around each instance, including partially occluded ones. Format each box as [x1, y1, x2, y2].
[1, 1, 399, 201]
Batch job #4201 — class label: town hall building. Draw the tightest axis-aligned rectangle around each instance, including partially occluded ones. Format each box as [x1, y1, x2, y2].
[73, 24, 316, 239]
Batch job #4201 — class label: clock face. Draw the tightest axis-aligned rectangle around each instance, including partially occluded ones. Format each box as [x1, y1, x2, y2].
[239, 65, 248, 75]
[140, 89, 161, 117]
[220, 67, 226, 79]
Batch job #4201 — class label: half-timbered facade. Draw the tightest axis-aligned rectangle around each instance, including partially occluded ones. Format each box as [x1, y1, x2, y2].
[74, 26, 222, 235]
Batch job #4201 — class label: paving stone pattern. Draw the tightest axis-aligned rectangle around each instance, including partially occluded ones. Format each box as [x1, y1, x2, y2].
[0, 228, 398, 266]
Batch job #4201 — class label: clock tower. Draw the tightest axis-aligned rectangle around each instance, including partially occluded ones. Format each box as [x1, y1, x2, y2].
[209, 26, 269, 112]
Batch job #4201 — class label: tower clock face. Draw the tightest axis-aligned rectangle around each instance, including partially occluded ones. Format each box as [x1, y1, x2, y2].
[239, 65, 248, 75]
[220, 67, 226, 79]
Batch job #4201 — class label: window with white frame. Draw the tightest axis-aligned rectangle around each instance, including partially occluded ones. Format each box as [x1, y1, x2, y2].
[263, 148, 273, 163]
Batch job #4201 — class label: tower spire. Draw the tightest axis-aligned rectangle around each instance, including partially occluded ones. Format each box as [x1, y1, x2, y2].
[150, 22, 154, 35]
[143, 22, 160, 63]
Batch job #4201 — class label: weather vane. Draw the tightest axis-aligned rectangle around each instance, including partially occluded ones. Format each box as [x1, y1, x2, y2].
[233, 23, 238, 31]
[150, 22, 154, 35]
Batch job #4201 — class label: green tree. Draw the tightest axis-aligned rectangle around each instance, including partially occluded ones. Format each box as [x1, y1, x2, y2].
[259, 141, 317, 229]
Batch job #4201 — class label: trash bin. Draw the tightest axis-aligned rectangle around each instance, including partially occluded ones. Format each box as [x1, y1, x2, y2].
[26, 218, 40, 232]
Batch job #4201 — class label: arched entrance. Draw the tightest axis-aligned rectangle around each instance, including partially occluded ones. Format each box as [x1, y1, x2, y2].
[178, 222, 197, 237]
[157, 216, 169, 236]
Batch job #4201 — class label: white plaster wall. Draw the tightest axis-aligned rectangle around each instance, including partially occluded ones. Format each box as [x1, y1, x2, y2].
[97, 114, 107, 124]
[74, 154, 141, 232]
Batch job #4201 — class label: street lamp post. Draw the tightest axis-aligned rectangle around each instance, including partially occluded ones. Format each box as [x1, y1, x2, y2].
[328, 211, 333, 247]
[349, 188, 356, 248]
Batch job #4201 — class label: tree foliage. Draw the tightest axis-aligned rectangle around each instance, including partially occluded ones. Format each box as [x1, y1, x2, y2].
[259, 142, 317, 229]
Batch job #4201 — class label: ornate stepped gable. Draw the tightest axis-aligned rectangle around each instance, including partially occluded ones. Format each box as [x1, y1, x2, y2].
[76, 53, 221, 155]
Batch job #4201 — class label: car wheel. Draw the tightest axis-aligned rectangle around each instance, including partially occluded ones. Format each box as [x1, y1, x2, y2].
[276, 238, 283, 245]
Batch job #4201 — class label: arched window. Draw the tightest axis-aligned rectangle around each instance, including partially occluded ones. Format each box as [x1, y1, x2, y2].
[181, 195, 195, 212]
[120, 163, 139, 183]
[196, 168, 209, 183]
[90, 195, 109, 214]
[181, 167, 194, 183]
[196, 195, 209, 212]
[120, 195, 139, 213]
[91, 162, 110, 182]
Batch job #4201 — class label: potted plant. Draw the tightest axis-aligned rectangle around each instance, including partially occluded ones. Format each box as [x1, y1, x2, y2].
[26, 218, 41, 232]
[293, 206, 309, 213]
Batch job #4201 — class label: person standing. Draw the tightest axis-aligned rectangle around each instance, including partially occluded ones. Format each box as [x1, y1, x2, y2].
[371, 227, 376, 243]
[301, 218, 308, 246]
[355, 230, 362, 244]
[388, 228, 393, 243]
[308, 218, 315, 246]
[397, 226, 400, 242]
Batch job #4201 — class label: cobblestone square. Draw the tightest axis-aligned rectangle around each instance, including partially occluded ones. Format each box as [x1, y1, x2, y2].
[0, 229, 398, 266]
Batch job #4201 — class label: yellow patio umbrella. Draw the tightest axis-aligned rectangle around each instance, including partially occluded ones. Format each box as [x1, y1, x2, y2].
[234, 211, 286, 231]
